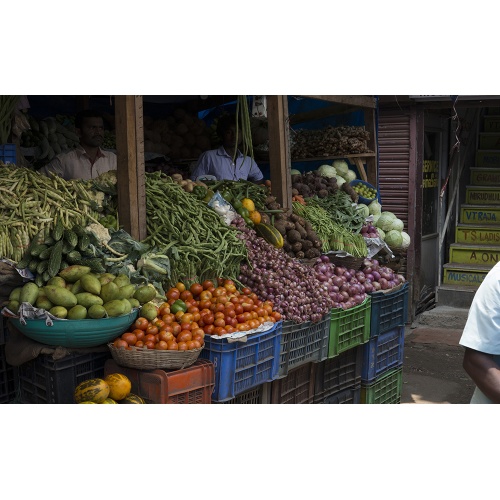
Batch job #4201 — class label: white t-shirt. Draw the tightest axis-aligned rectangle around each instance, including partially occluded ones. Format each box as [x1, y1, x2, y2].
[459, 261, 500, 403]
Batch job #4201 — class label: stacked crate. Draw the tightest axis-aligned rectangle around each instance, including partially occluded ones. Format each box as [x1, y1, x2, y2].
[0, 318, 16, 404]
[360, 283, 408, 404]
[313, 296, 371, 403]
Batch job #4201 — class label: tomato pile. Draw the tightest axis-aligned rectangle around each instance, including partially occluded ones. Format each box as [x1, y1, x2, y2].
[112, 279, 282, 351]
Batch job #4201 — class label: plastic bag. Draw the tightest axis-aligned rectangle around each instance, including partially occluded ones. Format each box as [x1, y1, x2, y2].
[208, 191, 238, 225]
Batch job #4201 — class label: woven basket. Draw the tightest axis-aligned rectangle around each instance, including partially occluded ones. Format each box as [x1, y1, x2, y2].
[108, 343, 203, 370]
[327, 254, 365, 270]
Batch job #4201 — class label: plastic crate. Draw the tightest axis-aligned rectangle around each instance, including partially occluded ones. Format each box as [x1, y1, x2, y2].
[271, 362, 316, 404]
[213, 383, 271, 404]
[17, 351, 111, 404]
[369, 282, 409, 338]
[328, 296, 371, 358]
[360, 367, 403, 404]
[361, 326, 405, 383]
[277, 314, 330, 378]
[0, 317, 8, 345]
[323, 385, 361, 404]
[103, 358, 214, 403]
[200, 321, 282, 402]
[314, 345, 362, 403]
[0, 144, 16, 165]
[0, 345, 16, 404]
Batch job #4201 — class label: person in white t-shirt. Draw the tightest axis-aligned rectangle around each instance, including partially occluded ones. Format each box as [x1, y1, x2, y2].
[460, 261, 500, 403]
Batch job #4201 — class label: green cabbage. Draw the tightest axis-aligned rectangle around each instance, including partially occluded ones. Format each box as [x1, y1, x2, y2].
[385, 229, 404, 248]
[401, 231, 411, 249]
[391, 218, 404, 232]
[290, 169, 301, 175]
[317, 164, 337, 178]
[335, 175, 346, 187]
[368, 200, 382, 216]
[356, 203, 369, 218]
[332, 160, 349, 177]
[376, 212, 397, 232]
[377, 228, 385, 241]
[344, 170, 357, 183]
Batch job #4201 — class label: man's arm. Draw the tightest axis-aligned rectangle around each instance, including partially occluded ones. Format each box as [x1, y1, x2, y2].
[463, 347, 500, 403]
[37, 156, 64, 178]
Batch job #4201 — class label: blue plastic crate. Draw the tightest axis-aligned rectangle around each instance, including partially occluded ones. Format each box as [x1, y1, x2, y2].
[314, 344, 363, 403]
[369, 282, 409, 338]
[323, 385, 361, 404]
[361, 326, 405, 383]
[200, 321, 282, 402]
[349, 179, 381, 205]
[0, 345, 16, 404]
[0, 144, 16, 165]
[277, 314, 330, 379]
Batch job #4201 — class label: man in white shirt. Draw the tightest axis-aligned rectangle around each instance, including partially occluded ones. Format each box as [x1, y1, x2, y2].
[459, 261, 500, 403]
[39, 109, 116, 181]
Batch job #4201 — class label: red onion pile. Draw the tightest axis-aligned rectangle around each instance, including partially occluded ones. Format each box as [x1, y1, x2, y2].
[232, 217, 332, 323]
[360, 258, 406, 291]
[360, 224, 379, 238]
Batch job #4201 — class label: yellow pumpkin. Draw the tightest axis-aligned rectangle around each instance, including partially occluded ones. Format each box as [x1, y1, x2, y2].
[241, 198, 256, 213]
[249, 210, 262, 225]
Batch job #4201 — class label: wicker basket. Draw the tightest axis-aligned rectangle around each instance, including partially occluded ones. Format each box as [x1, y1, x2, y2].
[108, 343, 203, 370]
[327, 254, 365, 270]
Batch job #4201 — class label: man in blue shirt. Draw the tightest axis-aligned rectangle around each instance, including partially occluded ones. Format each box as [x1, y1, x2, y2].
[191, 114, 264, 183]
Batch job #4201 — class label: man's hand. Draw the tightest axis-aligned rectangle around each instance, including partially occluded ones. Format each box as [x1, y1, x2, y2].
[463, 348, 500, 403]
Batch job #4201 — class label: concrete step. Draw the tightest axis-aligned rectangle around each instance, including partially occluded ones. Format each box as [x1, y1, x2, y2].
[436, 284, 478, 308]
[442, 262, 491, 287]
[455, 223, 500, 245]
[448, 243, 500, 267]
[466, 185, 500, 204]
[469, 166, 500, 186]
[414, 305, 470, 330]
[460, 204, 500, 225]
[476, 150, 500, 168]
[478, 134, 500, 150]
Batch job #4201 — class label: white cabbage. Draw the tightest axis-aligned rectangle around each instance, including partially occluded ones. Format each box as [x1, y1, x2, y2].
[401, 231, 411, 249]
[368, 200, 382, 216]
[376, 212, 397, 232]
[317, 164, 337, 178]
[344, 169, 357, 183]
[332, 159, 349, 177]
[335, 175, 346, 187]
[390, 218, 404, 232]
[385, 229, 404, 248]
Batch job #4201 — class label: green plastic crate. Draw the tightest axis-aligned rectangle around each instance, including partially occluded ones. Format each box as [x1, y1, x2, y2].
[328, 296, 371, 358]
[360, 367, 403, 404]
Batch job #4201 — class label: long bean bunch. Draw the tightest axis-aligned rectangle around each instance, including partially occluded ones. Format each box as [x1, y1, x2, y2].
[0, 167, 101, 262]
[142, 171, 248, 287]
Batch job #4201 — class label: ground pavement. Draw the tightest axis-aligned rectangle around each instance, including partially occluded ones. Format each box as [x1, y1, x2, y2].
[401, 325, 475, 404]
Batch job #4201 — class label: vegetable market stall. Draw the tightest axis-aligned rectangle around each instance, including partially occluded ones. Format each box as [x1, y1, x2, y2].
[0, 95, 410, 404]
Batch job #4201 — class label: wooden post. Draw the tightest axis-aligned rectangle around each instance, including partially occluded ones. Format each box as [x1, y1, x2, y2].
[114, 96, 147, 241]
[267, 96, 292, 210]
[364, 107, 378, 185]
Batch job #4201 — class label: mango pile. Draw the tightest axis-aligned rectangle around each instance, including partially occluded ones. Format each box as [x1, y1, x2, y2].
[7, 264, 158, 320]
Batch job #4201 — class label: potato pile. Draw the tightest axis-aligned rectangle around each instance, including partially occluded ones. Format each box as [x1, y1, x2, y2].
[262, 195, 322, 261]
[291, 170, 338, 199]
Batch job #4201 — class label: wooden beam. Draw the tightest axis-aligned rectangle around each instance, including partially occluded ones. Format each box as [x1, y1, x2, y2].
[298, 95, 377, 109]
[363, 107, 378, 185]
[114, 96, 147, 241]
[267, 96, 292, 210]
[289, 104, 360, 125]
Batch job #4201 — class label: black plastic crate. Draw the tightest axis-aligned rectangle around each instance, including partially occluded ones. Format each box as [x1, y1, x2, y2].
[361, 326, 405, 383]
[1, 316, 8, 345]
[369, 282, 409, 338]
[0, 345, 16, 404]
[322, 385, 361, 404]
[271, 363, 316, 404]
[314, 345, 362, 403]
[17, 351, 112, 404]
[213, 383, 271, 404]
[278, 315, 330, 378]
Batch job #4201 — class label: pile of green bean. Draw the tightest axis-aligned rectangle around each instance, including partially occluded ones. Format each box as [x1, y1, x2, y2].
[0, 167, 100, 262]
[142, 172, 249, 287]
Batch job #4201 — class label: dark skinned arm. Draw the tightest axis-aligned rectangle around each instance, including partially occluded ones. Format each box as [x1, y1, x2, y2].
[463, 347, 500, 403]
